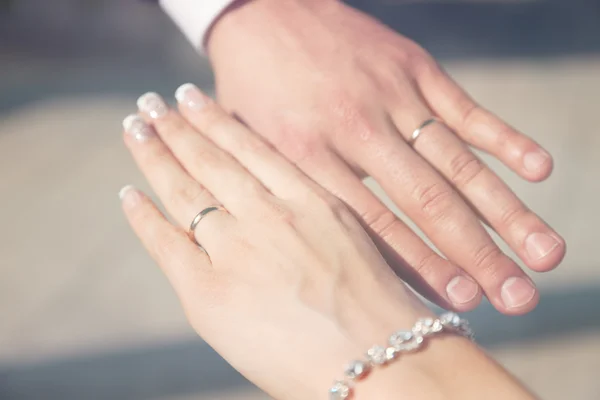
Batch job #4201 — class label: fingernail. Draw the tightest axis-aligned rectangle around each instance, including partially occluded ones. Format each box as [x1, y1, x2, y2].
[123, 114, 155, 141]
[446, 276, 479, 304]
[523, 149, 550, 172]
[501, 277, 536, 308]
[137, 92, 168, 119]
[525, 232, 559, 261]
[118, 184, 135, 200]
[118, 185, 142, 207]
[175, 83, 208, 110]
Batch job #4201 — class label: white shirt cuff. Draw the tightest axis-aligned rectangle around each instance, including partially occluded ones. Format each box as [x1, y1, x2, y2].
[159, 0, 237, 53]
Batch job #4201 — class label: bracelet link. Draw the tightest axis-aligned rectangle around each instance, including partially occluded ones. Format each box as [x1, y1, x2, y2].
[329, 312, 473, 400]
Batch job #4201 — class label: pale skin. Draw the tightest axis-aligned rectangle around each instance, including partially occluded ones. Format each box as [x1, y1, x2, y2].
[198, 0, 566, 314]
[120, 85, 538, 400]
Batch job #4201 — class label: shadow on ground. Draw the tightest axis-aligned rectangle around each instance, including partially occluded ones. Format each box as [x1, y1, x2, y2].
[1, 283, 599, 400]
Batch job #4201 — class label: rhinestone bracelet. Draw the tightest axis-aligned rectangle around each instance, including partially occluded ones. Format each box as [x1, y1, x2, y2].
[329, 312, 474, 399]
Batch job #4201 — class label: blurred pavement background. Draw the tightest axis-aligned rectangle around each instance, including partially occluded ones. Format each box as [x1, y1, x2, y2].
[1, 0, 599, 399]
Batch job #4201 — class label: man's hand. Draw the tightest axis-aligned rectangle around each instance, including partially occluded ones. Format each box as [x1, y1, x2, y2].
[206, 0, 565, 314]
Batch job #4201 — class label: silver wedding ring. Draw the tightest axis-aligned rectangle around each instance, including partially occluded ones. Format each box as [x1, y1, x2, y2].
[409, 117, 440, 146]
[188, 205, 227, 250]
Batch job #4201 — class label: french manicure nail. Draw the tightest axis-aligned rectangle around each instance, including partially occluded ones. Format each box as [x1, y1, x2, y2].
[123, 114, 155, 141]
[446, 276, 479, 305]
[137, 92, 168, 119]
[175, 83, 208, 110]
[118, 184, 141, 207]
[525, 232, 559, 261]
[523, 149, 550, 172]
[501, 277, 536, 308]
[118, 185, 135, 200]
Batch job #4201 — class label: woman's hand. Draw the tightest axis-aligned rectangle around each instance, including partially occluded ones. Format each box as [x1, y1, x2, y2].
[205, 0, 565, 314]
[121, 86, 436, 399]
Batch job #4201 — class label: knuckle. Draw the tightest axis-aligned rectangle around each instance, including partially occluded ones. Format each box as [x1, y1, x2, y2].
[494, 126, 512, 149]
[471, 243, 504, 278]
[499, 205, 528, 229]
[460, 103, 482, 131]
[328, 95, 381, 144]
[264, 200, 296, 225]
[409, 50, 437, 77]
[272, 126, 321, 165]
[413, 253, 443, 279]
[172, 184, 208, 207]
[348, 119, 381, 144]
[290, 136, 321, 165]
[403, 45, 438, 77]
[377, 66, 413, 99]
[448, 152, 485, 187]
[412, 182, 454, 218]
[363, 208, 399, 240]
[461, 105, 513, 149]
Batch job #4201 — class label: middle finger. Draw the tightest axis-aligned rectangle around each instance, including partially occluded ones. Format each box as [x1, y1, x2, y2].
[391, 110, 564, 273]
[122, 114, 235, 251]
[136, 92, 272, 218]
[336, 113, 537, 314]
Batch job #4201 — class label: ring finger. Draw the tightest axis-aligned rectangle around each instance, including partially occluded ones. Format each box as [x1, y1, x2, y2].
[122, 114, 235, 252]
[135, 93, 273, 218]
[338, 103, 537, 313]
[387, 97, 565, 272]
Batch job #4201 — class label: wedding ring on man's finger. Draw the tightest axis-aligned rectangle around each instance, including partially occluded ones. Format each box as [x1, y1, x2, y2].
[408, 117, 441, 146]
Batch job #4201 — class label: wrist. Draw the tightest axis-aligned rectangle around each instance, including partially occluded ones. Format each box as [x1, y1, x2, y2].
[344, 319, 536, 400]
[202, 0, 252, 51]
[330, 298, 470, 399]
[331, 280, 535, 400]
[206, 0, 340, 59]
[332, 266, 433, 348]
[354, 335, 472, 400]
